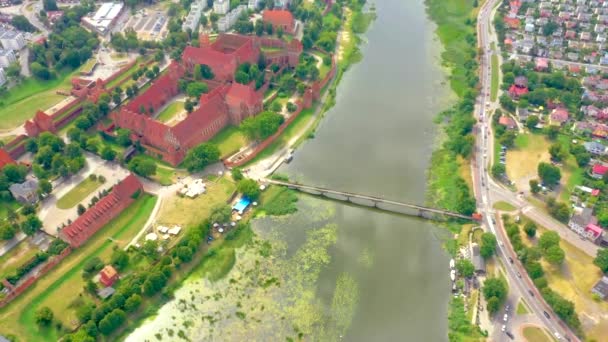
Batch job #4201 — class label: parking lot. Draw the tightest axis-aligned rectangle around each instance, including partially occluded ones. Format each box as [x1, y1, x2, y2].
[123, 9, 168, 41]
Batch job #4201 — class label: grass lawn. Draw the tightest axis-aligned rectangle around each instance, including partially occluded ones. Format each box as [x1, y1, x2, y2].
[155, 101, 184, 124]
[55, 178, 104, 209]
[523, 219, 608, 340]
[151, 166, 178, 186]
[0, 239, 39, 280]
[491, 54, 499, 102]
[0, 194, 157, 341]
[105, 59, 147, 89]
[506, 133, 551, 186]
[80, 58, 97, 74]
[517, 299, 530, 315]
[458, 155, 473, 190]
[156, 176, 236, 228]
[493, 201, 516, 211]
[0, 200, 21, 219]
[522, 326, 554, 342]
[0, 68, 82, 130]
[208, 125, 248, 158]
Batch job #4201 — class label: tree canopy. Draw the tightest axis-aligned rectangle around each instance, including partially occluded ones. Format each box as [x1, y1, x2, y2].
[183, 143, 220, 172]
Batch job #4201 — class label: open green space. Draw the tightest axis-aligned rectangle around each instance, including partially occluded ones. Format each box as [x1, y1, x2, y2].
[0, 200, 21, 220]
[208, 125, 248, 158]
[151, 165, 178, 186]
[80, 58, 97, 74]
[522, 326, 554, 342]
[491, 54, 499, 101]
[0, 194, 157, 340]
[55, 177, 104, 209]
[517, 299, 530, 315]
[105, 59, 147, 89]
[311, 51, 331, 79]
[492, 201, 516, 211]
[155, 101, 184, 124]
[0, 68, 83, 130]
[0, 239, 39, 280]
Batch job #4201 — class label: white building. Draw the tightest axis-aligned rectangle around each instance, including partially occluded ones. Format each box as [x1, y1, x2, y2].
[0, 67, 6, 87]
[274, 0, 291, 9]
[182, 0, 208, 32]
[0, 30, 25, 51]
[218, 5, 246, 32]
[248, 0, 261, 10]
[0, 49, 16, 68]
[214, 0, 230, 15]
[81, 2, 125, 34]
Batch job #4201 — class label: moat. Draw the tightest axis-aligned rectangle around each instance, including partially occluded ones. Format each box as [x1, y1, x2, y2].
[127, 0, 455, 340]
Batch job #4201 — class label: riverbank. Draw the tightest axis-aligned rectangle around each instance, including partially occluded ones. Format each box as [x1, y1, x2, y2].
[425, 0, 486, 340]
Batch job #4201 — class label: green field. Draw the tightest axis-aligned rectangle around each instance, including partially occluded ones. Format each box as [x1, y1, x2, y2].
[0, 239, 39, 280]
[517, 299, 530, 315]
[155, 101, 184, 124]
[522, 326, 554, 342]
[208, 125, 248, 158]
[492, 201, 516, 211]
[0, 68, 81, 130]
[491, 54, 499, 101]
[0, 194, 157, 341]
[55, 178, 104, 209]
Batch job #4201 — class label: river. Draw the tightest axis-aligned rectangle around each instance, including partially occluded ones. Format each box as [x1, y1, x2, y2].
[127, 0, 454, 340]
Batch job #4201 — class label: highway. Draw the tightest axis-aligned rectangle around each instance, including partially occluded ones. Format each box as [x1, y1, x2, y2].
[474, 0, 579, 341]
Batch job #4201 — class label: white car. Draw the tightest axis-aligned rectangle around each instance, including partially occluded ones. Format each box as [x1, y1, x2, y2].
[501, 325, 506, 332]
[503, 314, 508, 322]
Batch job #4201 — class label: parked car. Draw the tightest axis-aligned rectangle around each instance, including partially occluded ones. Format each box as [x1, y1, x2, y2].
[506, 331, 515, 339]
[543, 311, 551, 319]
[529, 290, 535, 297]
[501, 325, 506, 332]
[503, 314, 508, 322]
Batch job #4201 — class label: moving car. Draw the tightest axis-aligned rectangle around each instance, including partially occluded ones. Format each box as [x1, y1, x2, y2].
[506, 331, 514, 339]
[543, 311, 551, 319]
[503, 314, 508, 322]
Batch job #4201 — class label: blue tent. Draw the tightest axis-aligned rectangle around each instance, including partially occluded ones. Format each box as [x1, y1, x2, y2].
[233, 196, 251, 213]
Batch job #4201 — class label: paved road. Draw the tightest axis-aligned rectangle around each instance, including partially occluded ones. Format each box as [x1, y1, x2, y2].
[474, 1, 579, 341]
[511, 53, 608, 72]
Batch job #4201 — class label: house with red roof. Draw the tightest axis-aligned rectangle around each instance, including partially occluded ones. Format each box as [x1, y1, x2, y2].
[535, 58, 549, 71]
[549, 108, 569, 126]
[59, 174, 143, 248]
[508, 84, 528, 98]
[498, 115, 517, 129]
[503, 17, 520, 29]
[99, 265, 119, 287]
[592, 164, 608, 179]
[0, 149, 15, 169]
[585, 223, 604, 241]
[262, 10, 295, 34]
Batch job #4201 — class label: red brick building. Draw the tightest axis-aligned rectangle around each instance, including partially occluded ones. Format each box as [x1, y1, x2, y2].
[112, 33, 300, 166]
[0, 149, 15, 169]
[59, 174, 143, 248]
[262, 10, 295, 34]
[99, 265, 119, 287]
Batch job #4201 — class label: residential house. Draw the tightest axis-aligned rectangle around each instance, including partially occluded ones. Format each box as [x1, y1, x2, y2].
[585, 223, 604, 241]
[9, 179, 39, 204]
[584, 141, 608, 155]
[0, 67, 6, 87]
[99, 265, 119, 287]
[509, 76, 529, 98]
[591, 276, 608, 300]
[550, 107, 569, 125]
[517, 107, 529, 121]
[499, 115, 517, 129]
[535, 57, 549, 71]
[568, 207, 596, 235]
[592, 163, 608, 179]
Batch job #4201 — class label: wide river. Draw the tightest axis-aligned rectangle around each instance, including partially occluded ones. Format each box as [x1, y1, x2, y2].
[127, 0, 454, 340]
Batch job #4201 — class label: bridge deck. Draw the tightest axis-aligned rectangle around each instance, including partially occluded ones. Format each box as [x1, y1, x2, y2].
[264, 179, 474, 220]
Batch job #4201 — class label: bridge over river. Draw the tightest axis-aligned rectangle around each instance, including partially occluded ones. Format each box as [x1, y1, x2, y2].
[264, 179, 476, 221]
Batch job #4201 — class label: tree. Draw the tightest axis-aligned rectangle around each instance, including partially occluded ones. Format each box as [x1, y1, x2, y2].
[210, 204, 232, 224]
[43, 0, 58, 11]
[491, 163, 505, 178]
[546, 125, 560, 140]
[116, 128, 131, 147]
[186, 81, 209, 98]
[482, 278, 507, 315]
[11, 15, 36, 32]
[545, 245, 565, 265]
[538, 231, 560, 252]
[98, 309, 126, 335]
[237, 179, 260, 199]
[35, 307, 54, 326]
[480, 232, 497, 259]
[499, 130, 517, 148]
[127, 156, 156, 177]
[549, 143, 567, 162]
[537, 162, 561, 187]
[0, 224, 16, 240]
[176, 246, 194, 262]
[231, 168, 243, 181]
[456, 259, 475, 278]
[529, 179, 540, 194]
[111, 248, 129, 270]
[100, 147, 117, 161]
[3, 164, 27, 183]
[240, 111, 284, 140]
[524, 221, 537, 238]
[235, 70, 250, 84]
[594, 248, 608, 273]
[183, 143, 220, 172]
[77, 203, 86, 215]
[21, 215, 42, 236]
[124, 294, 142, 313]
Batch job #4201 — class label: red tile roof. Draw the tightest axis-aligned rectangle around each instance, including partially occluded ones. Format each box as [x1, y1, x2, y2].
[0, 149, 15, 169]
[182, 46, 239, 81]
[60, 174, 143, 248]
[263, 10, 295, 32]
[593, 164, 608, 176]
[550, 108, 569, 123]
[508, 84, 528, 97]
[225, 82, 262, 108]
[100, 265, 118, 287]
[586, 223, 603, 237]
